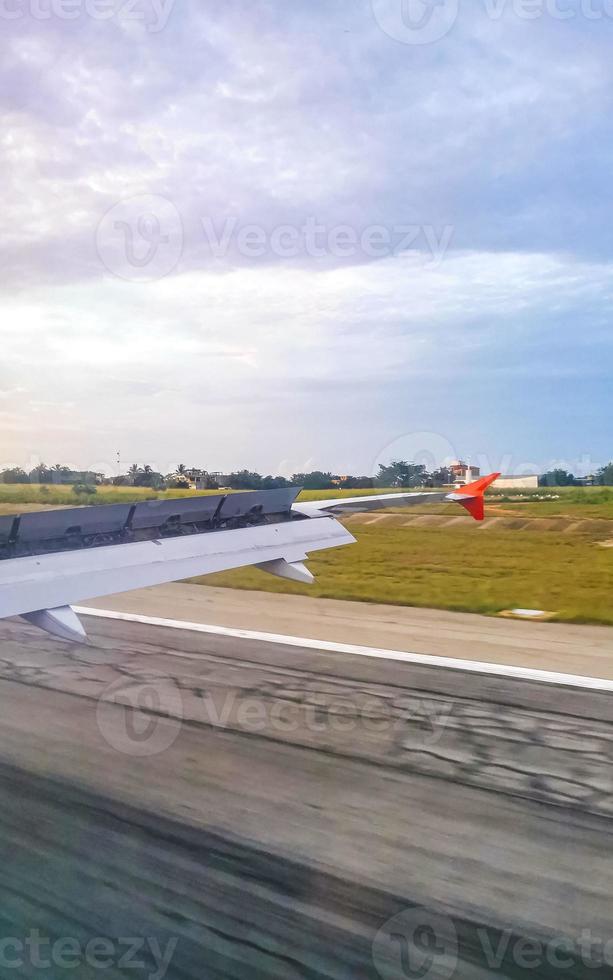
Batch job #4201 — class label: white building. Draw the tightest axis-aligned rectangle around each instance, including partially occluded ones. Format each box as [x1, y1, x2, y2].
[494, 475, 539, 490]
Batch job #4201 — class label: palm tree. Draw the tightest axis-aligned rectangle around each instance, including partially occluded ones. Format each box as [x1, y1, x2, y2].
[51, 462, 69, 485]
[31, 463, 49, 484]
[177, 464, 187, 477]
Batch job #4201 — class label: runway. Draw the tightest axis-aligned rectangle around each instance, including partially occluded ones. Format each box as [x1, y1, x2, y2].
[84, 582, 613, 678]
[0, 592, 611, 977]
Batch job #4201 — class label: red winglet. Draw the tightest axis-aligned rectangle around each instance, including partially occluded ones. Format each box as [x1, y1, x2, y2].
[453, 472, 501, 522]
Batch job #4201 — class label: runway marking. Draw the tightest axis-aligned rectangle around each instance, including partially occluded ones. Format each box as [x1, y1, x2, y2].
[74, 606, 613, 691]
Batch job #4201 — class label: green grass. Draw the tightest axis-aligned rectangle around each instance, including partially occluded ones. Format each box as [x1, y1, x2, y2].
[488, 486, 613, 518]
[197, 523, 613, 626]
[0, 484, 226, 514]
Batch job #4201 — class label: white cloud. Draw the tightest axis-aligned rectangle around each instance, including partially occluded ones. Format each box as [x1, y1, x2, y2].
[0, 248, 611, 468]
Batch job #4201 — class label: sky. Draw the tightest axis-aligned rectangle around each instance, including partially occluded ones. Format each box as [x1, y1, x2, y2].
[1, 0, 612, 478]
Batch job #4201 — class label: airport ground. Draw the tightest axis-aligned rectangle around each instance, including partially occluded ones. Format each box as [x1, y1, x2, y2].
[0, 585, 612, 978]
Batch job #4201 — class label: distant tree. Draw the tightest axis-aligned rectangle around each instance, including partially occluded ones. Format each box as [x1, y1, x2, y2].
[428, 467, 453, 487]
[539, 470, 576, 487]
[128, 464, 141, 485]
[50, 464, 72, 485]
[596, 463, 613, 486]
[291, 472, 335, 490]
[260, 475, 291, 490]
[226, 470, 263, 490]
[29, 463, 52, 484]
[134, 465, 165, 489]
[1, 467, 28, 484]
[177, 464, 188, 477]
[376, 461, 428, 489]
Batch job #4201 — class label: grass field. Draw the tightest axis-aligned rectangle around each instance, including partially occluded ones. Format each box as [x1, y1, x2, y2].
[204, 486, 613, 626]
[0, 484, 204, 513]
[198, 522, 613, 626]
[1, 484, 611, 625]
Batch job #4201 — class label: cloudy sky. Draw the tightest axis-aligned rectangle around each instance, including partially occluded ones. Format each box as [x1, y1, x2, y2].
[1, 0, 612, 478]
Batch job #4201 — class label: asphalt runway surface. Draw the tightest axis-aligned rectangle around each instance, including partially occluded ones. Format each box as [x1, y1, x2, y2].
[86, 582, 613, 678]
[0, 594, 610, 978]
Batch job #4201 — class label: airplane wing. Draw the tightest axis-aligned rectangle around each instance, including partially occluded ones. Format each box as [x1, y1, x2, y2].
[295, 473, 500, 522]
[0, 474, 499, 642]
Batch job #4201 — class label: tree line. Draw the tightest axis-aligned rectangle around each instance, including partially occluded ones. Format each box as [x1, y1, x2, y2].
[539, 466, 613, 487]
[0, 460, 447, 491]
[2, 461, 613, 491]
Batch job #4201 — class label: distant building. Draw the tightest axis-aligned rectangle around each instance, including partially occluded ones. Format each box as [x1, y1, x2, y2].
[450, 461, 481, 485]
[195, 472, 225, 490]
[494, 475, 539, 490]
[185, 468, 206, 484]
